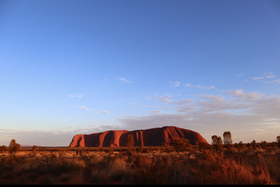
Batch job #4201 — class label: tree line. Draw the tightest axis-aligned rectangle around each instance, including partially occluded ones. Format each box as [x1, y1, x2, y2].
[1, 133, 280, 154]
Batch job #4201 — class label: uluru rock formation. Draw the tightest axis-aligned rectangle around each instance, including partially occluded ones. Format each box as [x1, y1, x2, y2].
[69, 126, 208, 147]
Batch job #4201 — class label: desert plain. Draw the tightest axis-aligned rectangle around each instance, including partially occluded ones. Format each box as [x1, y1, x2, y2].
[0, 140, 280, 184]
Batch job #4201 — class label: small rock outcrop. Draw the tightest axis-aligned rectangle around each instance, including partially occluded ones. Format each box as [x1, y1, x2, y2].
[69, 126, 208, 147]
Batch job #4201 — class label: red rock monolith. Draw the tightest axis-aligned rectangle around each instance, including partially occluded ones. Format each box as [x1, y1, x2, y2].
[69, 126, 208, 147]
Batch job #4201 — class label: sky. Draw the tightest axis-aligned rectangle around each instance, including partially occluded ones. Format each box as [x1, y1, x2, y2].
[1, 0, 280, 146]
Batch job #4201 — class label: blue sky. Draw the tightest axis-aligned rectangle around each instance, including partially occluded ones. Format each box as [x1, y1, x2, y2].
[1, 0, 280, 146]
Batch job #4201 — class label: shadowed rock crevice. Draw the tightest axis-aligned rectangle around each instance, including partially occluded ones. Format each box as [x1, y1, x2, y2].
[69, 126, 208, 147]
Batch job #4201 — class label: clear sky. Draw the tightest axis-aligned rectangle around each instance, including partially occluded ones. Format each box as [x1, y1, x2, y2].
[1, 0, 280, 146]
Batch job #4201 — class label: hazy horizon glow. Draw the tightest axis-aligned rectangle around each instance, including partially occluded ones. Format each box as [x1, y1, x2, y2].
[1, 0, 280, 146]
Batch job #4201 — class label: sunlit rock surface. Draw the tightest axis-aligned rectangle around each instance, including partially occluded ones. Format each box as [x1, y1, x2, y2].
[69, 126, 208, 147]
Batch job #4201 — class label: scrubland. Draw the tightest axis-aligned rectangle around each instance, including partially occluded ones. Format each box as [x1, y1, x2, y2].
[0, 144, 280, 184]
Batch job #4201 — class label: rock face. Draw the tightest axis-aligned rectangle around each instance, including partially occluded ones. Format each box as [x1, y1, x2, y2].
[69, 126, 208, 147]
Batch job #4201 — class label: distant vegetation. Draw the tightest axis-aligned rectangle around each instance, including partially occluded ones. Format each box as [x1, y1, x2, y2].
[0, 132, 279, 184]
[8, 139, 20, 157]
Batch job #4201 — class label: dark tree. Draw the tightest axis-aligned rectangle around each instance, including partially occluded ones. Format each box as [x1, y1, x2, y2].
[9, 139, 21, 156]
[223, 131, 232, 145]
[212, 135, 218, 145]
[212, 135, 222, 151]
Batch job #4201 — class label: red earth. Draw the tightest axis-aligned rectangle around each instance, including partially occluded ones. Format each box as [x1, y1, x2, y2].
[69, 126, 208, 147]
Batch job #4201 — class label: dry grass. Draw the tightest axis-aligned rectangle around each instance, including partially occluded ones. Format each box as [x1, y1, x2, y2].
[0, 145, 279, 184]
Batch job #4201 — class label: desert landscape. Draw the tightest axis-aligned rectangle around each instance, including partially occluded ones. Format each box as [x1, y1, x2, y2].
[2, 0, 280, 185]
[0, 126, 280, 184]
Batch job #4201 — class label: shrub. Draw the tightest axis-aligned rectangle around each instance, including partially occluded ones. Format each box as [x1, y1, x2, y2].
[136, 146, 142, 153]
[0, 145, 7, 153]
[260, 141, 267, 150]
[251, 140, 257, 150]
[198, 142, 211, 151]
[165, 146, 175, 153]
[237, 141, 245, 152]
[32, 146, 39, 153]
[271, 142, 278, 149]
[170, 138, 190, 152]
[142, 148, 150, 153]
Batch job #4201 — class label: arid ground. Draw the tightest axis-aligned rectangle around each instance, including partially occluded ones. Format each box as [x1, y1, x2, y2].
[0, 142, 280, 184]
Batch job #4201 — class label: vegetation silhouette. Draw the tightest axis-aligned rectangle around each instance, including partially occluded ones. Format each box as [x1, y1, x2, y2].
[170, 138, 191, 152]
[0, 134, 280, 184]
[8, 139, 20, 157]
[223, 131, 232, 145]
[212, 135, 222, 151]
